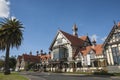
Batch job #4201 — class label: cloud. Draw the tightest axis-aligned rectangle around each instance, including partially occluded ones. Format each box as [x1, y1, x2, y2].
[11, 16, 16, 20]
[101, 36, 107, 42]
[90, 34, 98, 41]
[0, 0, 10, 18]
[90, 34, 107, 43]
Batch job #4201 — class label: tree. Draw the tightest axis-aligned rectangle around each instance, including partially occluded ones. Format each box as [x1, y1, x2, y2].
[0, 18, 24, 75]
[0, 59, 4, 69]
[9, 56, 17, 70]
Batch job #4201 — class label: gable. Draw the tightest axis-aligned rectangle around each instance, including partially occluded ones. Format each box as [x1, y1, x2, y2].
[56, 32, 68, 44]
[80, 46, 92, 56]
[80, 36, 92, 46]
[103, 24, 120, 47]
[49, 30, 70, 50]
[89, 49, 95, 54]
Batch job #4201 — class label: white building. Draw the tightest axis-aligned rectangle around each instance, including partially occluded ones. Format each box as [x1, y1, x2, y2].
[103, 22, 120, 73]
[49, 24, 106, 72]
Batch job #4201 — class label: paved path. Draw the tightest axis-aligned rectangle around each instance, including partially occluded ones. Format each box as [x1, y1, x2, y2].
[20, 71, 120, 80]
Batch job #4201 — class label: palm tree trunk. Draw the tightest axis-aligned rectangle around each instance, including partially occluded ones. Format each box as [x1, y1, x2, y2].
[4, 45, 10, 75]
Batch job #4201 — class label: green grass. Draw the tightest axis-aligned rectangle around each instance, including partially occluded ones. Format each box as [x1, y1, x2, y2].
[0, 72, 28, 80]
[113, 73, 120, 76]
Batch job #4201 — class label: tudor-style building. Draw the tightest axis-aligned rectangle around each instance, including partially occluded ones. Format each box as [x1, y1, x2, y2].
[49, 24, 106, 72]
[15, 52, 40, 71]
[15, 51, 51, 71]
[103, 22, 120, 73]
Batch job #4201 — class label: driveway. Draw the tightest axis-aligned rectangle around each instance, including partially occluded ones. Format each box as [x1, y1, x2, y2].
[20, 71, 120, 80]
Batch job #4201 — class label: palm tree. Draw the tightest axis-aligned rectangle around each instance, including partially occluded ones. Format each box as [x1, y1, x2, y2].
[0, 18, 24, 75]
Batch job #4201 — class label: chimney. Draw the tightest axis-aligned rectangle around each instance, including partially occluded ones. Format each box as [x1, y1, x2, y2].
[29, 51, 32, 55]
[48, 51, 51, 54]
[40, 50, 43, 55]
[92, 39, 96, 48]
[36, 51, 39, 56]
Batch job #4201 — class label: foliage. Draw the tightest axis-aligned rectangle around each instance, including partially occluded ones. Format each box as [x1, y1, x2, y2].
[93, 69, 113, 75]
[0, 59, 4, 68]
[25, 62, 36, 71]
[0, 18, 24, 75]
[0, 56, 17, 71]
[113, 73, 120, 76]
[9, 56, 17, 70]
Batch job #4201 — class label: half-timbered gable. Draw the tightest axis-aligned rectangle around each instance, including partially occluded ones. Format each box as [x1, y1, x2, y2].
[103, 23, 120, 66]
[80, 36, 92, 47]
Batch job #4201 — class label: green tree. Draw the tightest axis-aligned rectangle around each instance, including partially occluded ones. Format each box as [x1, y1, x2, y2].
[0, 18, 24, 75]
[9, 56, 17, 70]
[0, 59, 4, 68]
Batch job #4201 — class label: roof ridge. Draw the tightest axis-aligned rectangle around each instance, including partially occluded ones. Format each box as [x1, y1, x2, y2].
[59, 30, 76, 37]
[59, 30, 84, 46]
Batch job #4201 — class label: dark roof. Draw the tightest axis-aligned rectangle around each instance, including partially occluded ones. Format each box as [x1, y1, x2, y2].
[23, 54, 40, 63]
[17, 54, 40, 63]
[59, 30, 84, 46]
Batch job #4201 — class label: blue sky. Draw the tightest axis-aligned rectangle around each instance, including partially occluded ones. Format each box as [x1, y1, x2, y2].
[0, 0, 120, 57]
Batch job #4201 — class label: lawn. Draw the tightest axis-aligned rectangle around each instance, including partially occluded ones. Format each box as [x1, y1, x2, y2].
[0, 72, 28, 80]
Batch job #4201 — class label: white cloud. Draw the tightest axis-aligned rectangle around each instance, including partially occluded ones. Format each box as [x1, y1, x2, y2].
[0, 0, 10, 18]
[11, 16, 16, 20]
[101, 36, 107, 42]
[90, 34, 98, 41]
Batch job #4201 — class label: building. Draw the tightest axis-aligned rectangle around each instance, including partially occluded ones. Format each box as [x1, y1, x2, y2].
[37, 50, 51, 71]
[15, 52, 40, 71]
[103, 22, 120, 73]
[15, 50, 51, 71]
[49, 24, 106, 72]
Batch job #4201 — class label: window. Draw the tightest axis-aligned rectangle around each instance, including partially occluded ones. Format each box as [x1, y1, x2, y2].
[114, 33, 120, 40]
[111, 47, 120, 65]
[59, 47, 68, 59]
[53, 47, 68, 60]
[57, 38, 62, 44]
[90, 51, 95, 59]
[53, 49, 59, 60]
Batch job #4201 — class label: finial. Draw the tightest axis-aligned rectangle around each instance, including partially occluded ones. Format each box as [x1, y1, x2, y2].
[72, 24, 78, 37]
[113, 20, 116, 25]
[58, 27, 60, 30]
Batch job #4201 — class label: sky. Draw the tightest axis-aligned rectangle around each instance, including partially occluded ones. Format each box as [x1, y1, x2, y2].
[0, 0, 120, 57]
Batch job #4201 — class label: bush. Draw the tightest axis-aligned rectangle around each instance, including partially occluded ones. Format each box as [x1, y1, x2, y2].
[93, 69, 113, 75]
